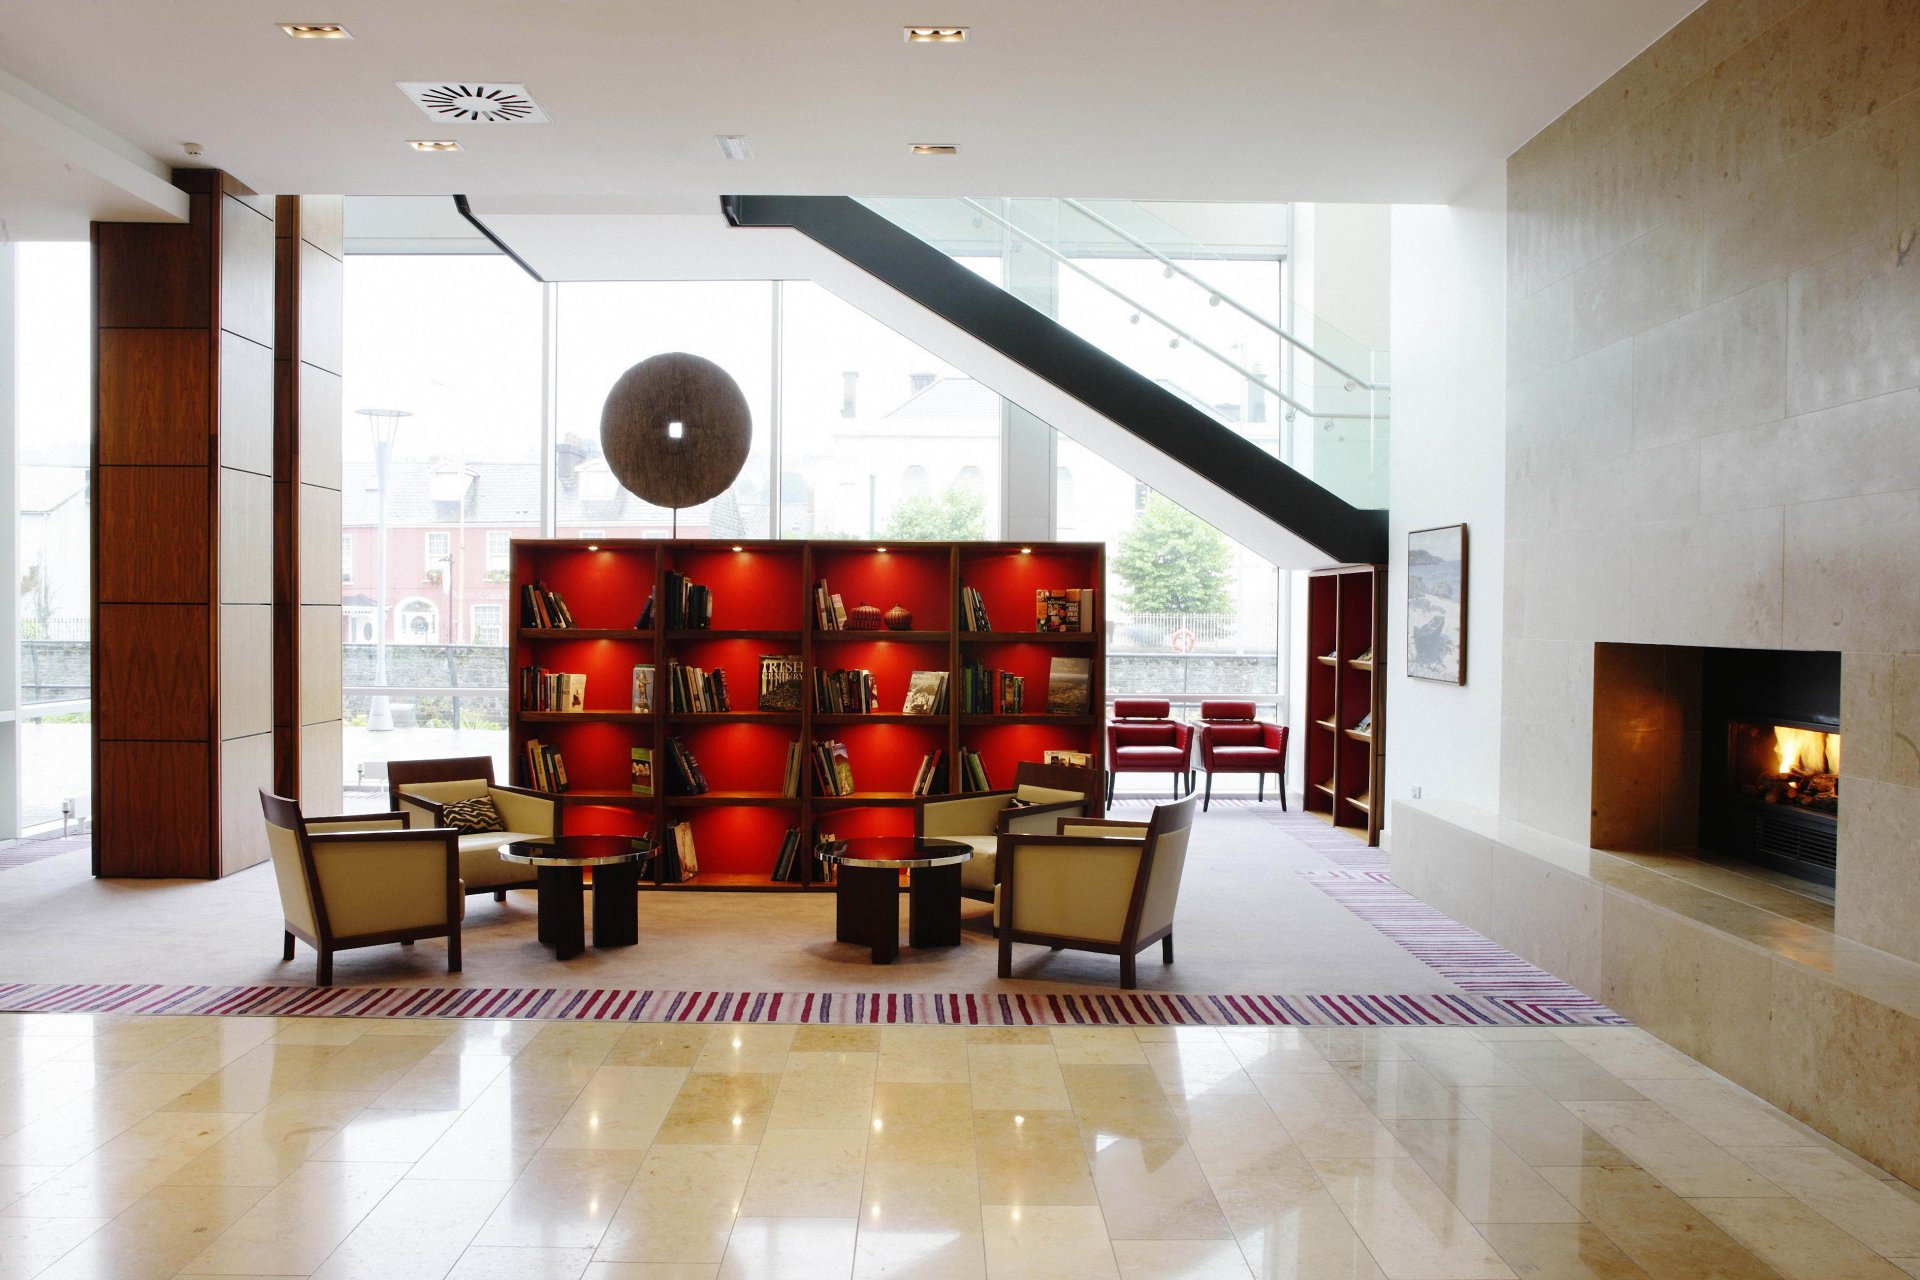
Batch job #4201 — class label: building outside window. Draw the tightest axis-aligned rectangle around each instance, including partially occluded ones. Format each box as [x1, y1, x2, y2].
[486, 530, 510, 576]
[424, 530, 451, 572]
[341, 534, 353, 582]
[471, 603, 503, 646]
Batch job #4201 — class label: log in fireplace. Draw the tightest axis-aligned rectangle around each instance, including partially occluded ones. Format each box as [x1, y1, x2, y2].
[1699, 650, 1840, 887]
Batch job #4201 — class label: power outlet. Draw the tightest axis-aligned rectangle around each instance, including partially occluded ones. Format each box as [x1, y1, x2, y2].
[1411, 785, 1423, 800]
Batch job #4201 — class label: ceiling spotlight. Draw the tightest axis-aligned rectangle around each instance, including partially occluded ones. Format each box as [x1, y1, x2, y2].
[278, 22, 351, 38]
[408, 139, 462, 153]
[909, 144, 959, 156]
[904, 26, 967, 42]
[732, 545, 744, 552]
[716, 134, 753, 161]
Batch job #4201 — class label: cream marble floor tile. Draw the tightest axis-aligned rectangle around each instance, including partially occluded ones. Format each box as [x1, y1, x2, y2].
[981, 1204, 1120, 1280]
[1068, 1066, 1189, 1147]
[367, 1049, 512, 1111]
[692, 1026, 795, 1076]
[1384, 1120, 1583, 1225]
[1727, 1146, 1920, 1257]
[1475, 1222, 1651, 1280]
[426, 1019, 549, 1060]
[297, 1034, 446, 1093]
[1692, 1195, 1912, 1280]
[1309, 1029, 1415, 1064]
[0, 1213, 110, 1277]
[1054, 1029, 1150, 1066]
[159, 1042, 345, 1114]
[1111, 1239, 1255, 1279]
[1221, 1029, 1338, 1075]
[175, 1159, 411, 1275]
[28, 1181, 269, 1280]
[1392, 1034, 1530, 1090]
[1537, 1165, 1780, 1280]
[1254, 1074, 1407, 1160]
[877, 1028, 972, 1085]
[308, 1176, 513, 1280]
[163, 1088, 378, 1187]
[864, 1163, 982, 1233]
[125, 1020, 279, 1075]
[0, 1070, 208, 1165]
[354, 1019, 458, 1039]
[975, 1110, 1097, 1207]
[583, 1264, 720, 1279]
[1452, 1087, 1633, 1169]
[1206, 1164, 1383, 1279]
[738, 1127, 868, 1217]
[506, 1025, 622, 1088]
[1551, 1030, 1705, 1081]
[311, 1106, 460, 1162]
[1566, 1102, 1784, 1198]
[969, 1045, 1071, 1112]
[1623, 1077, 1809, 1147]
[1312, 1157, 1513, 1280]
[868, 1082, 976, 1168]
[1140, 1042, 1260, 1098]
[1338, 1059, 1472, 1121]
[653, 1072, 782, 1146]
[794, 1026, 883, 1053]
[596, 1145, 756, 1265]
[1505, 1058, 1646, 1104]
[1482, 1039, 1592, 1062]
[968, 1029, 1055, 1045]
[408, 1081, 582, 1181]
[470, 1147, 643, 1250]
[0, 1162, 63, 1211]
[1890, 1260, 1920, 1279]
[853, 1224, 987, 1280]
[267, 1017, 372, 1046]
[545, 1066, 689, 1151]
[767, 1051, 878, 1131]
[1132, 1028, 1223, 1044]
[606, 1025, 713, 1068]
[447, 1244, 597, 1279]
[718, 1216, 857, 1280]
[2, 1109, 250, 1218]
[1091, 1138, 1232, 1241]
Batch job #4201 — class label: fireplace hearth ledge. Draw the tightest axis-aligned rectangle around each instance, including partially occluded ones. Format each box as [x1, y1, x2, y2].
[1392, 796, 1920, 1186]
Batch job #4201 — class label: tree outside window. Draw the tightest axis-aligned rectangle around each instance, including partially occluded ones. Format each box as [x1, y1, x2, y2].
[1114, 494, 1232, 615]
[883, 483, 986, 540]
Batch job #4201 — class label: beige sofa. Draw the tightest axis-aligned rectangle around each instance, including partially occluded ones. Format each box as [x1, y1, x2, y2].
[914, 762, 1098, 901]
[388, 755, 557, 900]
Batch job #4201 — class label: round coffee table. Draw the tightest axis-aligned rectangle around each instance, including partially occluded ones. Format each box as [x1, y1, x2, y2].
[820, 836, 971, 965]
[501, 836, 650, 960]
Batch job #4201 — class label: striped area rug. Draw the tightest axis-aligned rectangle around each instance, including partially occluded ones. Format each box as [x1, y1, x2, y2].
[0, 833, 89, 871]
[0, 982, 1626, 1027]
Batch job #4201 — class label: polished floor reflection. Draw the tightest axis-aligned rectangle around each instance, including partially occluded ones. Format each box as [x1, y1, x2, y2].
[3, 1013, 1919, 1278]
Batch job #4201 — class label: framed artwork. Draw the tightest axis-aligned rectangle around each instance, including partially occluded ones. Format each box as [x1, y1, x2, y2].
[1406, 524, 1467, 684]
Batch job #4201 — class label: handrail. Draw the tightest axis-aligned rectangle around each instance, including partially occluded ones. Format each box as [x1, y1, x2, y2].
[1060, 199, 1388, 393]
[958, 199, 1369, 423]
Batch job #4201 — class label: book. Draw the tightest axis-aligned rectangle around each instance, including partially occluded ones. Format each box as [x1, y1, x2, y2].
[663, 570, 713, 630]
[910, 750, 947, 796]
[810, 739, 856, 796]
[667, 663, 731, 713]
[813, 580, 841, 631]
[772, 826, 805, 883]
[758, 654, 805, 712]
[565, 673, 586, 713]
[813, 667, 877, 714]
[523, 738, 570, 793]
[901, 670, 949, 716]
[782, 739, 803, 797]
[955, 746, 991, 792]
[959, 584, 991, 632]
[1035, 587, 1096, 632]
[662, 821, 698, 882]
[1046, 656, 1092, 716]
[632, 665, 654, 713]
[1043, 749, 1092, 768]
[664, 736, 710, 795]
[630, 746, 654, 796]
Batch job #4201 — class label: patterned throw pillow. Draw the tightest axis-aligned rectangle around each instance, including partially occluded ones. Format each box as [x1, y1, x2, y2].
[440, 795, 503, 834]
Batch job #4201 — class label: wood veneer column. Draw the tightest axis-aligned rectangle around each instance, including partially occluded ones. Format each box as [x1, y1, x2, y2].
[92, 169, 276, 878]
[273, 196, 344, 809]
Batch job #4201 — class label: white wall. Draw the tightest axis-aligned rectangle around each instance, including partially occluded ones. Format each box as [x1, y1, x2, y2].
[1384, 167, 1506, 815]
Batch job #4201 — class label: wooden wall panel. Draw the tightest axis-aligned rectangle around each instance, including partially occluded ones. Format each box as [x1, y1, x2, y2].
[97, 329, 210, 466]
[93, 195, 213, 329]
[96, 742, 212, 877]
[94, 603, 210, 742]
[95, 469, 209, 603]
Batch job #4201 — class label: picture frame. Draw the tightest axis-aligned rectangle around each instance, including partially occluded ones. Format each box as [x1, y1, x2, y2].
[1406, 524, 1468, 685]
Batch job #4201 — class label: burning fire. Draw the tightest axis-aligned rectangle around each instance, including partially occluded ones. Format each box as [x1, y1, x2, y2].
[1774, 725, 1840, 777]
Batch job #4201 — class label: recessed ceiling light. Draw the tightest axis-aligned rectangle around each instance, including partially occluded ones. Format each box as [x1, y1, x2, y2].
[909, 144, 959, 156]
[904, 26, 967, 43]
[716, 135, 753, 161]
[408, 139, 462, 153]
[278, 22, 351, 39]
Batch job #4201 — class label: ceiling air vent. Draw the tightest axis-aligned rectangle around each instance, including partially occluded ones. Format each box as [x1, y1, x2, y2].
[397, 83, 550, 124]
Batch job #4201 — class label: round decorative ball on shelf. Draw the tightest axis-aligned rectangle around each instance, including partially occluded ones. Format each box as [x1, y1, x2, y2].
[846, 602, 884, 631]
[599, 352, 751, 509]
[883, 605, 913, 631]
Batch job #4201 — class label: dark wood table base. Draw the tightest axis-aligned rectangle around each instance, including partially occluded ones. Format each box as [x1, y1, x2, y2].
[835, 862, 964, 964]
[533, 863, 640, 960]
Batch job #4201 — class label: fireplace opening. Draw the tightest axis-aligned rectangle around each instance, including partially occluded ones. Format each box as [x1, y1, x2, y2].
[1700, 650, 1841, 888]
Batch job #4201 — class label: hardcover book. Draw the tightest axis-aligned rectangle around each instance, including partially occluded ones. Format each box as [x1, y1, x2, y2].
[1046, 656, 1092, 716]
[901, 670, 949, 716]
[632, 665, 654, 713]
[759, 654, 805, 711]
[630, 746, 654, 796]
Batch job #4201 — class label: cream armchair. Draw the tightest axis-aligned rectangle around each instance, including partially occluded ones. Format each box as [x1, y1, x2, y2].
[260, 791, 463, 987]
[914, 762, 1098, 901]
[995, 795, 1197, 988]
[387, 755, 557, 902]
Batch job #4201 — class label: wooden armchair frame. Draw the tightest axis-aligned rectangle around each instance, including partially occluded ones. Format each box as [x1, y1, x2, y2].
[386, 755, 555, 899]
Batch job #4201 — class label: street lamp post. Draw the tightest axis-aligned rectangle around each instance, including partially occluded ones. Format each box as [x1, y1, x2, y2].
[357, 408, 412, 733]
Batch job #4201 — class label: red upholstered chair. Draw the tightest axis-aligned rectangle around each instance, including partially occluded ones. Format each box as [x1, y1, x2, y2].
[1105, 699, 1194, 805]
[1195, 700, 1289, 811]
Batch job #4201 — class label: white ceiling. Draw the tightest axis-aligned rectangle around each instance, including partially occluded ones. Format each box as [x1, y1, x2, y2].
[0, 0, 1699, 233]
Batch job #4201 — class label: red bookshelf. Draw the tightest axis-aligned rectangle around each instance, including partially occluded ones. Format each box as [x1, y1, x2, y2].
[1302, 564, 1385, 846]
[510, 538, 1105, 890]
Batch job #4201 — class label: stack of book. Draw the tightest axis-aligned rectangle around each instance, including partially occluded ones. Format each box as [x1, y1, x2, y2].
[520, 581, 576, 629]
[809, 739, 856, 795]
[663, 570, 713, 630]
[667, 662, 731, 713]
[520, 668, 588, 712]
[901, 670, 950, 715]
[958, 660, 1022, 714]
[664, 736, 710, 795]
[660, 821, 699, 882]
[955, 746, 992, 792]
[771, 826, 807, 882]
[958, 583, 992, 631]
[814, 668, 877, 713]
[812, 580, 849, 631]
[910, 750, 947, 796]
[781, 740, 804, 797]
[1036, 587, 1096, 632]
[523, 738, 570, 792]
[758, 655, 805, 711]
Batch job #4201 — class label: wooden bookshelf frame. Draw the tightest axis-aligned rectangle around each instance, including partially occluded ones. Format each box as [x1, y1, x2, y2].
[510, 538, 1107, 890]
[1302, 564, 1386, 846]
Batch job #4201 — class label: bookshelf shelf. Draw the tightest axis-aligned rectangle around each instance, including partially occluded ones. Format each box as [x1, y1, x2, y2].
[1344, 728, 1373, 743]
[1313, 718, 1338, 732]
[1303, 564, 1385, 846]
[513, 537, 1105, 890]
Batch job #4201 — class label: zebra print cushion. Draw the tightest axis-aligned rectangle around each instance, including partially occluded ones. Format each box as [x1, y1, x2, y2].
[439, 796, 503, 834]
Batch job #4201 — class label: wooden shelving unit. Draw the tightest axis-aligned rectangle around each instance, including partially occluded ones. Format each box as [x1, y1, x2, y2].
[510, 538, 1106, 890]
[1302, 564, 1386, 846]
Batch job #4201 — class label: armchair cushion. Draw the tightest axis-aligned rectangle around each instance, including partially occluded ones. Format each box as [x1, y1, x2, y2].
[1113, 698, 1172, 719]
[1199, 700, 1256, 721]
[306, 833, 462, 937]
[441, 796, 504, 833]
[996, 836, 1144, 944]
[1111, 723, 1175, 749]
[1113, 745, 1188, 769]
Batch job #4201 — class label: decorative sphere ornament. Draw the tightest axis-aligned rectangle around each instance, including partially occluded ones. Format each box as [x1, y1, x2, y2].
[599, 352, 751, 509]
